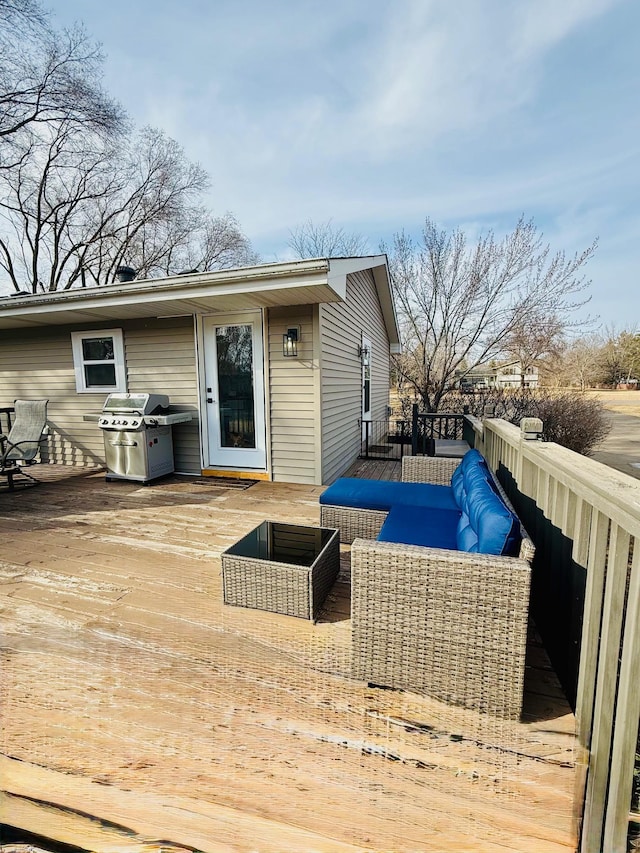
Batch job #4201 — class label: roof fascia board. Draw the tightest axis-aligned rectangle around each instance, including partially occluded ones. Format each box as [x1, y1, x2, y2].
[326, 255, 388, 299]
[328, 256, 400, 348]
[0, 265, 334, 323]
[371, 262, 400, 347]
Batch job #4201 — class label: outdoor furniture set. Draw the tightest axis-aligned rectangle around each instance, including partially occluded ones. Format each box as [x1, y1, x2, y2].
[222, 449, 534, 719]
[320, 450, 534, 718]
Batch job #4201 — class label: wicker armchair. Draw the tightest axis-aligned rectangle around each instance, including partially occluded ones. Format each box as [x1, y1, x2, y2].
[348, 456, 534, 719]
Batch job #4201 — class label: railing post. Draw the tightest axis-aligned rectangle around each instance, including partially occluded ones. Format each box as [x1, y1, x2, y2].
[411, 404, 418, 456]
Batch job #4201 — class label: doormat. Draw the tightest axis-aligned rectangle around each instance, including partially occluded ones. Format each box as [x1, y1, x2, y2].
[147, 476, 259, 493]
[193, 477, 258, 490]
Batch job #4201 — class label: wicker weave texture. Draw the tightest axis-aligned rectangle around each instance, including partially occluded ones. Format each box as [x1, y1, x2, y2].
[351, 538, 532, 719]
[222, 528, 340, 620]
[401, 455, 460, 484]
[320, 505, 387, 545]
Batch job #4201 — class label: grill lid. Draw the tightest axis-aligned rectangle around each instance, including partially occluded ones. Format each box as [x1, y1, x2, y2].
[102, 393, 170, 415]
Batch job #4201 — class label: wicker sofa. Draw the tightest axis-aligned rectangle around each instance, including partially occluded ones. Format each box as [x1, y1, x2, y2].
[320, 454, 534, 719]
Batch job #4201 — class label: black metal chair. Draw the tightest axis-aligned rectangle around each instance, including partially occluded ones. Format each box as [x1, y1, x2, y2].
[0, 399, 49, 490]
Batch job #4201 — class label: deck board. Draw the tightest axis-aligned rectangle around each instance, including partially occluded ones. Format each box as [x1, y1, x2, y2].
[0, 466, 579, 852]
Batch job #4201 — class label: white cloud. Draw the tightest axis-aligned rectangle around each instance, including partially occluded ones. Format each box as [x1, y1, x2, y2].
[513, 0, 620, 58]
[27, 0, 640, 323]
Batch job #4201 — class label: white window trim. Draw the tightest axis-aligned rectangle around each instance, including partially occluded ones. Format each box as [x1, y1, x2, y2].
[71, 328, 127, 394]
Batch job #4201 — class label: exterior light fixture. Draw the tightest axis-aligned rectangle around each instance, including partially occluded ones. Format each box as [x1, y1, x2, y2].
[283, 327, 299, 357]
[358, 344, 370, 361]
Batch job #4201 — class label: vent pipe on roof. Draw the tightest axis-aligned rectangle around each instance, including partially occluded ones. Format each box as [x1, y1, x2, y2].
[114, 266, 137, 283]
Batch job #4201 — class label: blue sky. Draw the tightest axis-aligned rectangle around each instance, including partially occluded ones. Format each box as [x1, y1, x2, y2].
[50, 0, 638, 326]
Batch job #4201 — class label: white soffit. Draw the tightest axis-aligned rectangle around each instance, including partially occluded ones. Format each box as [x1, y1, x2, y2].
[0, 257, 400, 343]
[0, 260, 338, 330]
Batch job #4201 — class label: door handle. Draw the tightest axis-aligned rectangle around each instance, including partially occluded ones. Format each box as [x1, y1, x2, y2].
[207, 398, 213, 403]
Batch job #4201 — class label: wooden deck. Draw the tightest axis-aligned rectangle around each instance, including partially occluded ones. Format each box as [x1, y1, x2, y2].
[0, 465, 580, 852]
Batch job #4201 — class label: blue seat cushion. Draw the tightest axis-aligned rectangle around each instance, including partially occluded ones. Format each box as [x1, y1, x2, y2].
[378, 504, 461, 549]
[319, 478, 457, 513]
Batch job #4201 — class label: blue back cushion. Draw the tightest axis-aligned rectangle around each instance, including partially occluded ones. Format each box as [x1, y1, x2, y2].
[467, 483, 521, 556]
[450, 464, 466, 510]
[459, 449, 489, 476]
[453, 450, 522, 556]
[456, 511, 479, 551]
[319, 478, 457, 512]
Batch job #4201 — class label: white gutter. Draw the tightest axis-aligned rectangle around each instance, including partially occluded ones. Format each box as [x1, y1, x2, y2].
[0, 258, 331, 314]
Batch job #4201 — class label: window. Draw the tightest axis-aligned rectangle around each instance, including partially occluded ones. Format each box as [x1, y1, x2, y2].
[71, 329, 126, 393]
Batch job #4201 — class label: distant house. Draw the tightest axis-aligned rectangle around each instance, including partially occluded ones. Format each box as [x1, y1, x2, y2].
[458, 360, 539, 391]
[0, 257, 399, 485]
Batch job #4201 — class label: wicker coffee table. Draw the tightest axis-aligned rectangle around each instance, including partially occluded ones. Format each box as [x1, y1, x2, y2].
[221, 521, 340, 620]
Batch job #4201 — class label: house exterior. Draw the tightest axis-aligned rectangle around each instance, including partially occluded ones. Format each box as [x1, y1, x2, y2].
[0, 257, 399, 485]
[458, 360, 539, 391]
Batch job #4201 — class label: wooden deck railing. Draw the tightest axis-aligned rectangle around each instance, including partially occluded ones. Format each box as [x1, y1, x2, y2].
[470, 417, 640, 853]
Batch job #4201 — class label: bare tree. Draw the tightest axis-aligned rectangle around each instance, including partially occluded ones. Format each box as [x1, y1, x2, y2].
[0, 0, 256, 292]
[0, 116, 119, 291]
[591, 328, 640, 387]
[288, 219, 368, 258]
[617, 330, 640, 383]
[155, 209, 259, 274]
[386, 216, 596, 411]
[112, 205, 258, 280]
[0, 0, 121, 145]
[542, 336, 603, 390]
[504, 311, 565, 388]
[0, 125, 257, 291]
[86, 128, 211, 284]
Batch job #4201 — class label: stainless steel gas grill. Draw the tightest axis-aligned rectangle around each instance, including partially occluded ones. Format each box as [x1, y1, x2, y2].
[95, 393, 192, 484]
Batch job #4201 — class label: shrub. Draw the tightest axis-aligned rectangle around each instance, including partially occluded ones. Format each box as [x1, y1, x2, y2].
[532, 393, 611, 455]
[398, 388, 611, 456]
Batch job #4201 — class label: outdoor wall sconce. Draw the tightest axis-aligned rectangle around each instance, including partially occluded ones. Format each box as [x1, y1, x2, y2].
[283, 327, 299, 357]
[358, 344, 370, 361]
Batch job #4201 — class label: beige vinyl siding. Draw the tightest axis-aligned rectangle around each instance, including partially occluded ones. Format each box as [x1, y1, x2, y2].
[123, 319, 200, 474]
[319, 269, 390, 484]
[267, 306, 318, 484]
[0, 328, 103, 466]
[0, 318, 201, 473]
